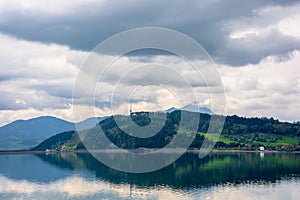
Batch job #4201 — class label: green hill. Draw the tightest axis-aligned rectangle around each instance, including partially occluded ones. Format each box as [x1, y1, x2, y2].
[32, 111, 300, 151]
[33, 130, 79, 151]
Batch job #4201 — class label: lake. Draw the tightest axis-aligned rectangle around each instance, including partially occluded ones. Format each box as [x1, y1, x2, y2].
[0, 151, 299, 199]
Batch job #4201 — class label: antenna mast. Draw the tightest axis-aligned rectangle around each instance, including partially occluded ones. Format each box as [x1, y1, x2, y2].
[129, 104, 132, 114]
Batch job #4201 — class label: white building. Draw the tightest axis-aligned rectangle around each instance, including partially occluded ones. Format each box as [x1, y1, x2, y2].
[259, 146, 265, 151]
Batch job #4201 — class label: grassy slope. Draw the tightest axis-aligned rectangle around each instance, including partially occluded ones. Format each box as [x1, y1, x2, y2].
[199, 132, 299, 149]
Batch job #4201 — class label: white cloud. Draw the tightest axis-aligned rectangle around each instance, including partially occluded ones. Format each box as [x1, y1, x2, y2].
[220, 50, 300, 121]
[278, 14, 300, 38]
[0, 33, 87, 110]
[0, 33, 82, 79]
[0, 33, 222, 125]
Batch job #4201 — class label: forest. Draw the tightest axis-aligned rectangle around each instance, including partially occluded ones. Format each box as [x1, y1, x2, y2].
[33, 111, 300, 151]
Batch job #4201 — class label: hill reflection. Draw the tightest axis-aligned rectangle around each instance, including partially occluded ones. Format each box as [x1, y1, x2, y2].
[36, 151, 300, 187]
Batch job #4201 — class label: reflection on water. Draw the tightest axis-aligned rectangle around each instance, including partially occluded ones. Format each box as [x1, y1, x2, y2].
[0, 175, 299, 200]
[0, 152, 299, 199]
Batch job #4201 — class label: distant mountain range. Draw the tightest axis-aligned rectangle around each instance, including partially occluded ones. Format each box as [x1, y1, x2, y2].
[164, 104, 214, 115]
[0, 116, 75, 150]
[0, 116, 107, 150]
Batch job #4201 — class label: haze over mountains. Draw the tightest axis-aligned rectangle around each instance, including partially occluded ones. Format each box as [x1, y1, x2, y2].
[0, 116, 75, 150]
[0, 116, 107, 150]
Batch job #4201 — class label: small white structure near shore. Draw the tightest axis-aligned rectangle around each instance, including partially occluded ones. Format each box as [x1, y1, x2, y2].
[259, 146, 265, 151]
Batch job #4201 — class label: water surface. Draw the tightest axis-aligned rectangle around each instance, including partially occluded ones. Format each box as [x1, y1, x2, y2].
[0, 152, 299, 199]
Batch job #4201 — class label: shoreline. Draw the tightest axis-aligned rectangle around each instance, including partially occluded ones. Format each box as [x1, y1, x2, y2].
[0, 149, 299, 155]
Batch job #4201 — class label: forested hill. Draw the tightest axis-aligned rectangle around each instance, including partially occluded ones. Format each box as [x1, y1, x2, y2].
[33, 111, 300, 151]
[223, 115, 300, 135]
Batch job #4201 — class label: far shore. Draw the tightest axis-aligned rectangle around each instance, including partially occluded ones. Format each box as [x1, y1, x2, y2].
[0, 149, 299, 155]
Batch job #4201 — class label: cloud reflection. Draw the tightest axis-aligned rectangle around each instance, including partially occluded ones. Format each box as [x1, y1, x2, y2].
[0, 175, 299, 200]
[0, 175, 190, 199]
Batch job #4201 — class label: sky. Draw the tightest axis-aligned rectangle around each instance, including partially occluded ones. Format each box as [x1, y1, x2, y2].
[0, 0, 299, 126]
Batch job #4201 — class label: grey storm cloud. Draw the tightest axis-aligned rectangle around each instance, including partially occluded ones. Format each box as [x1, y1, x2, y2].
[0, 0, 300, 125]
[221, 29, 300, 66]
[0, 0, 300, 66]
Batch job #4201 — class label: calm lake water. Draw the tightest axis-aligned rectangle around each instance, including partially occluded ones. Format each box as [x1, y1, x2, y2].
[0, 152, 299, 199]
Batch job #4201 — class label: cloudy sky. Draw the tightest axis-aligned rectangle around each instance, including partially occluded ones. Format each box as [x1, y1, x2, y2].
[0, 0, 299, 126]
